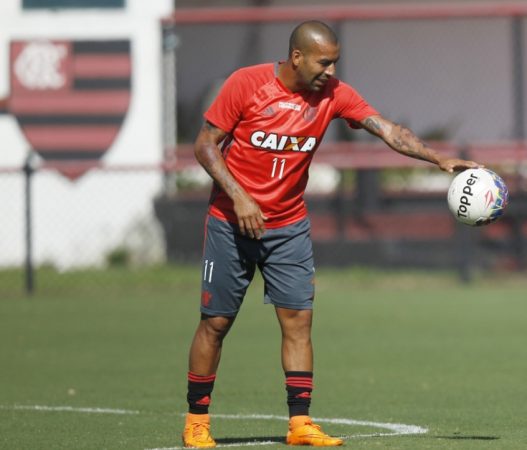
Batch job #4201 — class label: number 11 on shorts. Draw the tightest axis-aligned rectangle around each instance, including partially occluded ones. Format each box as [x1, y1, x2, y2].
[203, 259, 214, 283]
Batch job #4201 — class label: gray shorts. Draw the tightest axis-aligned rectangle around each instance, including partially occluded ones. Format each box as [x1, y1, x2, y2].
[200, 215, 315, 316]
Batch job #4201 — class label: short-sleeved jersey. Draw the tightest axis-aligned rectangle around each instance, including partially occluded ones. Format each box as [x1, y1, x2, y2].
[204, 62, 378, 228]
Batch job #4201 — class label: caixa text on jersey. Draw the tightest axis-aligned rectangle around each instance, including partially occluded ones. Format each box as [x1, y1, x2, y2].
[250, 131, 317, 152]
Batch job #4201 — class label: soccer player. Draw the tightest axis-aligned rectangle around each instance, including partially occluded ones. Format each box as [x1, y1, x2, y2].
[182, 20, 481, 448]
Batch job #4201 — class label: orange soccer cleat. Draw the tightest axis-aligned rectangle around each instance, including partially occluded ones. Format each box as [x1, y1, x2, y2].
[182, 413, 216, 448]
[286, 415, 344, 447]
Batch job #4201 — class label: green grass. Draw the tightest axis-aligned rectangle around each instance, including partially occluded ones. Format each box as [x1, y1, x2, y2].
[1, 266, 527, 449]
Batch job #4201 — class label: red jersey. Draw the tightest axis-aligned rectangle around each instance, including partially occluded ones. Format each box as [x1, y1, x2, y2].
[204, 62, 378, 228]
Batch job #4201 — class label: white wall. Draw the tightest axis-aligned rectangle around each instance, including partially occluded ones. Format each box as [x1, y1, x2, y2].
[0, 0, 173, 269]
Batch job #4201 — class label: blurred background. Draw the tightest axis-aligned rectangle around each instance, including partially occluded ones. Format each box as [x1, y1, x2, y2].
[1, 0, 527, 295]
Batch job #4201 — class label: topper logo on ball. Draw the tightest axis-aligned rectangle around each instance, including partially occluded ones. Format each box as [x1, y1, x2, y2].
[5, 39, 132, 179]
[456, 172, 478, 219]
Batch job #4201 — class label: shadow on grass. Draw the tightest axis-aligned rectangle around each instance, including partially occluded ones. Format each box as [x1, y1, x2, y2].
[433, 435, 500, 441]
[216, 434, 501, 445]
[215, 436, 285, 445]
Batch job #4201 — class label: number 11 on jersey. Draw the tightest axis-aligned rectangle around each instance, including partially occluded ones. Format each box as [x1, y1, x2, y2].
[271, 157, 286, 179]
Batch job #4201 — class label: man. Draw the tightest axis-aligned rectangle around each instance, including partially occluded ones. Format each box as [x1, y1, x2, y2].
[182, 20, 480, 448]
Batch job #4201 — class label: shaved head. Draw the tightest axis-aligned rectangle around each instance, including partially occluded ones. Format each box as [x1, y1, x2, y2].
[279, 20, 340, 92]
[288, 21, 339, 57]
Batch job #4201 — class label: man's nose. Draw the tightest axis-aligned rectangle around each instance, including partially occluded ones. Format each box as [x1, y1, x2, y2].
[324, 63, 336, 77]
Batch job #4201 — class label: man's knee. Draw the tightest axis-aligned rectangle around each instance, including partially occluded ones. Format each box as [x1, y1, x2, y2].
[276, 308, 313, 340]
[198, 314, 234, 343]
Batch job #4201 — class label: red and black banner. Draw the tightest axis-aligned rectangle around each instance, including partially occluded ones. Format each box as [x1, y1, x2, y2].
[6, 39, 131, 179]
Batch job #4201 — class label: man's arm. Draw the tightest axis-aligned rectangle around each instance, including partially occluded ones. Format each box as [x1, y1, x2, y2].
[359, 115, 481, 173]
[194, 121, 267, 239]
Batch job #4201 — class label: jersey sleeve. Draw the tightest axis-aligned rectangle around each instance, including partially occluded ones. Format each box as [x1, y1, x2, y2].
[204, 69, 249, 134]
[333, 80, 379, 129]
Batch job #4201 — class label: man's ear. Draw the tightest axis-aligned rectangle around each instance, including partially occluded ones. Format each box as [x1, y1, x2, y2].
[291, 49, 303, 68]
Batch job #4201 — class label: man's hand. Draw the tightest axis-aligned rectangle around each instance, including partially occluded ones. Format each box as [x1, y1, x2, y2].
[232, 191, 267, 239]
[437, 157, 482, 173]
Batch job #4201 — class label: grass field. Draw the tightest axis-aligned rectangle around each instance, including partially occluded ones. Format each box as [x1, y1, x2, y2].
[1, 266, 526, 450]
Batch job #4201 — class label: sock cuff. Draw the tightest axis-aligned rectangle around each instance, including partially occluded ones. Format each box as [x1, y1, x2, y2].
[285, 371, 313, 389]
[188, 371, 216, 383]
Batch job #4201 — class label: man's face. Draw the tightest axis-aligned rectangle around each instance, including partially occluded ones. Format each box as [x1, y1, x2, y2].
[293, 40, 340, 92]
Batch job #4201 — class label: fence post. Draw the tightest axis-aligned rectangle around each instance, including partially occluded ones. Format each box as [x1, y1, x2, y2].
[456, 145, 473, 283]
[455, 220, 473, 284]
[511, 17, 526, 270]
[23, 152, 35, 296]
[512, 17, 525, 142]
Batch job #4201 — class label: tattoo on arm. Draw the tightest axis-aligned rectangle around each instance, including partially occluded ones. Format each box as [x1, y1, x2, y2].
[362, 117, 384, 136]
[202, 121, 218, 133]
[194, 122, 244, 199]
[390, 124, 429, 160]
[362, 116, 440, 164]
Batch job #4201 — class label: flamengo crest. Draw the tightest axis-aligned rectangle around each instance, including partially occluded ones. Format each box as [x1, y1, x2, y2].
[3, 39, 132, 180]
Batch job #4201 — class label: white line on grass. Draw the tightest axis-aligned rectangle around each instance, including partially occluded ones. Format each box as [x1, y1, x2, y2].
[212, 413, 428, 438]
[146, 413, 428, 450]
[0, 405, 428, 448]
[0, 404, 140, 415]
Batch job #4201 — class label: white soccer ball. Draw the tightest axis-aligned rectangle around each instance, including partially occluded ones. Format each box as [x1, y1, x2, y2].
[447, 168, 509, 226]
